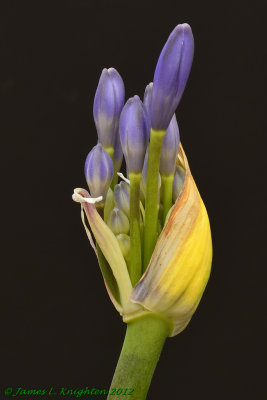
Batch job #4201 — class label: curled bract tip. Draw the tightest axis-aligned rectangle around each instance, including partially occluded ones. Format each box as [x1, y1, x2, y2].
[72, 189, 103, 204]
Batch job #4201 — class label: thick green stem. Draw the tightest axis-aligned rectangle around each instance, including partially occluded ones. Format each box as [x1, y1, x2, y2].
[143, 129, 165, 270]
[161, 174, 174, 224]
[107, 314, 170, 400]
[129, 173, 142, 286]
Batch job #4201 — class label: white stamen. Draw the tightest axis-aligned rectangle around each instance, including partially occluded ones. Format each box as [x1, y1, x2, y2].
[117, 172, 130, 184]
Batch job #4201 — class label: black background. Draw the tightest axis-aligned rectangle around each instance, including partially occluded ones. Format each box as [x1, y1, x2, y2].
[1, 0, 266, 399]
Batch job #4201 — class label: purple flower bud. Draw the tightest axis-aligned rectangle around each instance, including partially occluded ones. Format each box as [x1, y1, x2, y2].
[84, 143, 113, 201]
[114, 181, 130, 217]
[93, 68, 125, 149]
[119, 95, 149, 174]
[151, 23, 194, 130]
[143, 82, 153, 127]
[160, 114, 180, 176]
[173, 165, 186, 201]
[107, 208, 130, 235]
[144, 82, 180, 175]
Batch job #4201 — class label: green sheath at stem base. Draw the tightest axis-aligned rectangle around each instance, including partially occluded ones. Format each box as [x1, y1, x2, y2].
[107, 314, 170, 400]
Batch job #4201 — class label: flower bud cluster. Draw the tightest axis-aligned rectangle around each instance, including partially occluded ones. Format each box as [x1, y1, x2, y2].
[82, 24, 194, 264]
[73, 23, 212, 338]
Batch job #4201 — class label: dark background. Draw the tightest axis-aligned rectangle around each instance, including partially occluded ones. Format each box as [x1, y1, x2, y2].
[1, 0, 266, 399]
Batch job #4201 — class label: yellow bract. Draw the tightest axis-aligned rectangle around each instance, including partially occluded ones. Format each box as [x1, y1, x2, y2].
[129, 145, 212, 336]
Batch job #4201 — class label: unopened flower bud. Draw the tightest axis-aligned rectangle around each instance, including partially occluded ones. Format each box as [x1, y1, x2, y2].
[119, 95, 149, 174]
[160, 114, 180, 176]
[107, 207, 130, 235]
[93, 68, 125, 152]
[84, 143, 113, 201]
[143, 82, 153, 127]
[151, 24, 194, 130]
[114, 181, 130, 217]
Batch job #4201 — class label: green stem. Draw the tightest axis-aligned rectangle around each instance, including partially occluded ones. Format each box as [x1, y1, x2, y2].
[143, 129, 165, 270]
[161, 174, 174, 224]
[104, 146, 114, 160]
[129, 173, 142, 286]
[104, 146, 117, 189]
[107, 314, 170, 400]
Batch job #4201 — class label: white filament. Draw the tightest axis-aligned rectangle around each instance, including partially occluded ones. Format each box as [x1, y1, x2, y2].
[117, 172, 130, 184]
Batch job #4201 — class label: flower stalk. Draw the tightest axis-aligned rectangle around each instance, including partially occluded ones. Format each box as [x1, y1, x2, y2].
[129, 172, 142, 286]
[143, 128, 165, 270]
[107, 314, 170, 400]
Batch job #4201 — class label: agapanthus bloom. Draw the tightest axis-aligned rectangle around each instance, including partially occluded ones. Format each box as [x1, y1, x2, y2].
[73, 22, 212, 400]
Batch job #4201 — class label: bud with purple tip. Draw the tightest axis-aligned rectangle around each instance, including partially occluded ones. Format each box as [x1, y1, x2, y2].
[159, 114, 180, 176]
[84, 143, 113, 202]
[119, 95, 149, 174]
[107, 208, 130, 235]
[93, 68, 125, 154]
[143, 82, 153, 127]
[151, 23, 194, 131]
